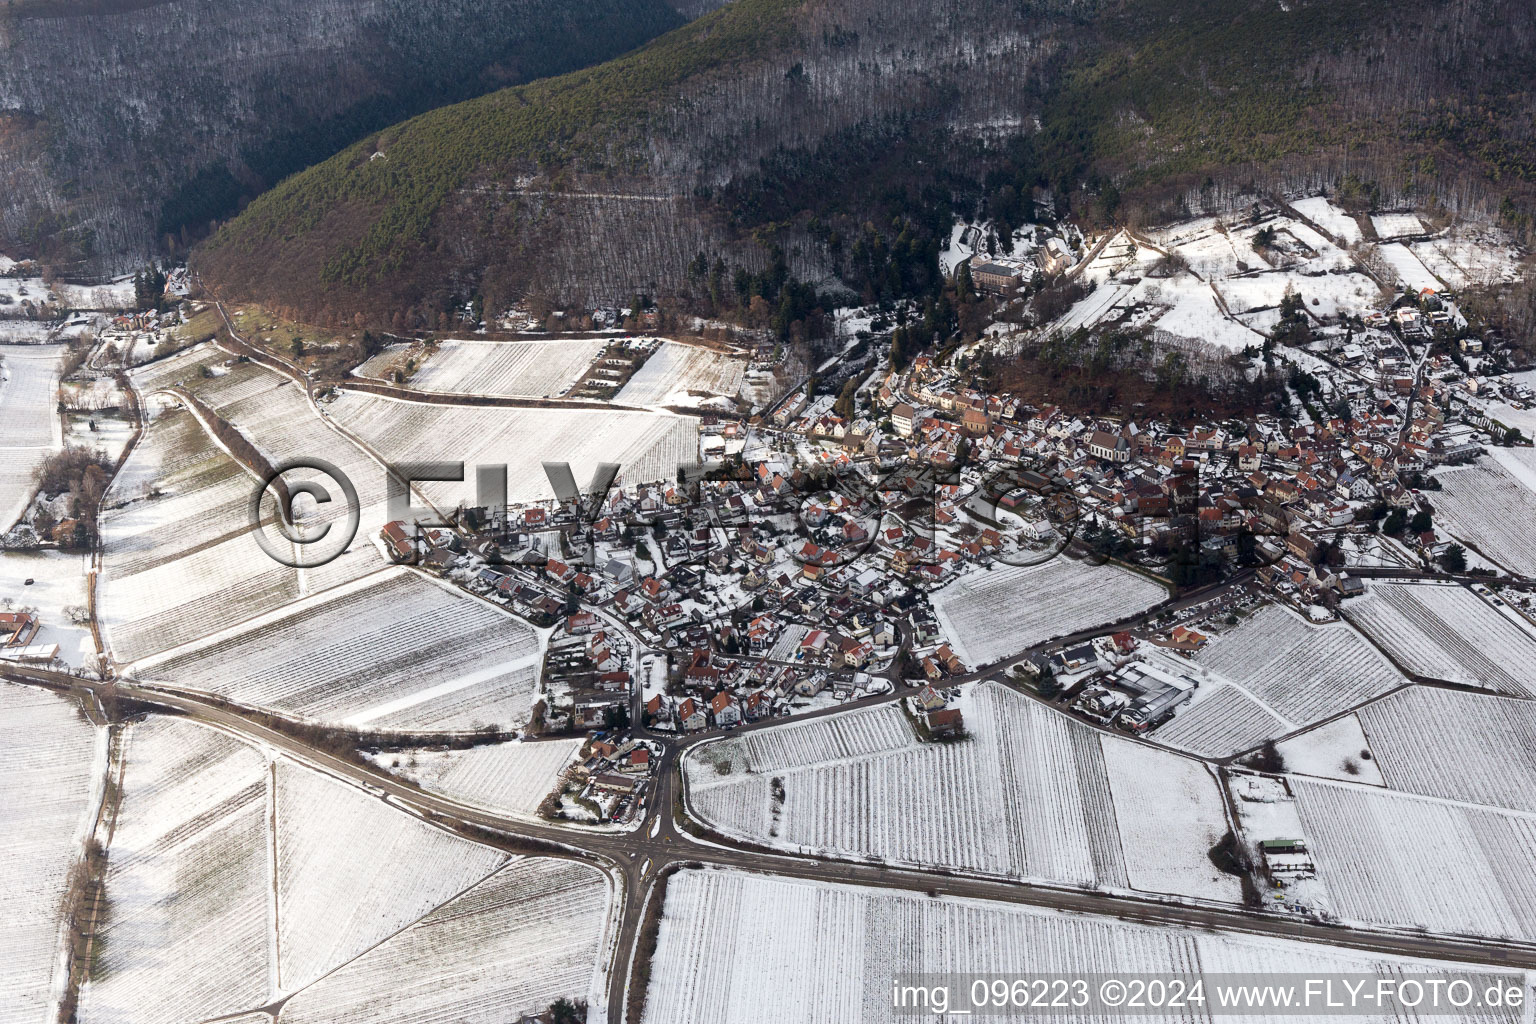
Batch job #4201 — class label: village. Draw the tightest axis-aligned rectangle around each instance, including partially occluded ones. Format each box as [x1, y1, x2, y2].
[361, 203, 1536, 828]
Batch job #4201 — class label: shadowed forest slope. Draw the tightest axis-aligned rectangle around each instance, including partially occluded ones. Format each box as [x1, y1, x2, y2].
[0, 0, 722, 274]
[195, 0, 1536, 324]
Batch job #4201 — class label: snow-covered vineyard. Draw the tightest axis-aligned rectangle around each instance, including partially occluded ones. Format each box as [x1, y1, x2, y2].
[929, 559, 1167, 668]
[1171, 604, 1401, 743]
[685, 682, 1236, 901]
[1293, 779, 1536, 941]
[1343, 582, 1536, 695]
[76, 715, 610, 1023]
[641, 868, 1519, 1024]
[1353, 688, 1536, 812]
[1151, 603, 1409, 759]
[327, 391, 700, 506]
[397, 337, 607, 398]
[1432, 458, 1536, 578]
[280, 858, 610, 1024]
[132, 568, 546, 732]
[0, 683, 103, 1023]
[365, 737, 583, 821]
[614, 341, 747, 408]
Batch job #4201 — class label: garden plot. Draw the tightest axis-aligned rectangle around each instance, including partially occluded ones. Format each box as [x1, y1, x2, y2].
[1411, 226, 1524, 289]
[1371, 212, 1425, 239]
[1375, 243, 1442, 292]
[1293, 778, 1536, 941]
[0, 344, 64, 529]
[273, 759, 508, 992]
[686, 683, 1231, 899]
[1343, 581, 1536, 695]
[133, 568, 546, 733]
[0, 683, 102, 1023]
[1291, 197, 1363, 244]
[405, 338, 605, 397]
[1356, 687, 1536, 813]
[1158, 219, 1271, 279]
[930, 559, 1165, 668]
[328, 391, 699, 504]
[79, 718, 273, 1024]
[1152, 683, 1289, 759]
[1433, 459, 1536, 577]
[1075, 229, 1162, 284]
[0, 548, 96, 668]
[1192, 603, 1407, 726]
[642, 868, 1513, 1024]
[279, 858, 609, 1024]
[616, 341, 747, 408]
[1216, 270, 1381, 319]
[367, 738, 582, 820]
[1275, 713, 1384, 785]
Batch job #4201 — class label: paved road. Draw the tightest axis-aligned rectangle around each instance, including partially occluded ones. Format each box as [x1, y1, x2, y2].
[8, 664, 1535, 1024]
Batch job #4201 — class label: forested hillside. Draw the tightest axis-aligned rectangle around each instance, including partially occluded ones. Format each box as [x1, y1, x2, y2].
[195, 0, 1536, 327]
[0, 0, 714, 275]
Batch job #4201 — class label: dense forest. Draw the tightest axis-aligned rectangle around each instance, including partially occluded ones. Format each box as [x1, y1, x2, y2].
[195, 0, 1536, 326]
[0, 0, 725, 275]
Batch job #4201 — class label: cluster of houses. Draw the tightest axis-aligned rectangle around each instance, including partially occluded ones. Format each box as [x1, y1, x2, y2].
[365, 261, 1531, 764]
[546, 734, 657, 824]
[0, 609, 60, 666]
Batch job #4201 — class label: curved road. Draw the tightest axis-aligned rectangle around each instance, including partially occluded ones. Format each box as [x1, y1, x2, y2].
[6, 664, 1535, 1024]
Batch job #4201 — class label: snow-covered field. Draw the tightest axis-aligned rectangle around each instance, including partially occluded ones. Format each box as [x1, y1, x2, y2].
[272, 759, 508, 991]
[368, 737, 581, 820]
[642, 867, 1509, 1024]
[328, 391, 699, 504]
[1356, 687, 1536, 812]
[80, 717, 274, 1023]
[133, 568, 546, 733]
[1191, 603, 1407, 727]
[929, 559, 1166, 668]
[1410, 226, 1525, 289]
[280, 857, 609, 1024]
[1099, 739, 1238, 901]
[1343, 582, 1536, 695]
[1433, 458, 1536, 577]
[1148, 218, 1269, 280]
[0, 344, 64, 530]
[1375, 243, 1442, 292]
[615, 341, 747, 407]
[1370, 212, 1425, 240]
[1291, 197, 1363, 244]
[98, 405, 305, 663]
[1293, 778, 1536, 940]
[404, 338, 604, 397]
[79, 713, 607, 1022]
[1216, 270, 1380, 319]
[1145, 278, 1259, 351]
[0, 683, 101, 1024]
[685, 683, 1234, 900]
